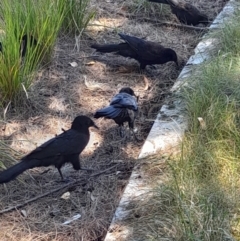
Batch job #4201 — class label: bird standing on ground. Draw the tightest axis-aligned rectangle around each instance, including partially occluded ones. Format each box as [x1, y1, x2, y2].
[94, 87, 139, 139]
[148, 0, 208, 26]
[91, 33, 178, 70]
[0, 116, 98, 184]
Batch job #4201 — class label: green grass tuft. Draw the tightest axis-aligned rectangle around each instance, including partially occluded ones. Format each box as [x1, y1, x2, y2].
[0, 0, 66, 104]
[61, 0, 95, 36]
[162, 9, 240, 240]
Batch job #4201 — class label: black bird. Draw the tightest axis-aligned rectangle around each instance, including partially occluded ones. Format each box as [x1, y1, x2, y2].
[0, 34, 37, 58]
[91, 33, 178, 70]
[148, 0, 208, 26]
[94, 87, 139, 139]
[0, 116, 98, 184]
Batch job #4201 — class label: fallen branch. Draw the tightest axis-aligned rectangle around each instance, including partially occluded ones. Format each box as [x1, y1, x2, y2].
[0, 181, 76, 215]
[0, 164, 118, 215]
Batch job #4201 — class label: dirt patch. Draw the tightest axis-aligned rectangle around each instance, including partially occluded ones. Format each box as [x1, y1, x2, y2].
[0, 0, 228, 240]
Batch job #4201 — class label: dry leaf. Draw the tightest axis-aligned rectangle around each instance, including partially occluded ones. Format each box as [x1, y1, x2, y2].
[61, 192, 70, 200]
[69, 62, 78, 67]
[143, 75, 150, 90]
[62, 214, 81, 225]
[90, 193, 96, 202]
[85, 61, 95, 65]
[21, 210, 27, 217]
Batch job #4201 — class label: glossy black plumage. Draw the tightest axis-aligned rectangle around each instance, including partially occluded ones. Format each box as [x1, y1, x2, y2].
[91, 33, 178, 70]
[0, 116, 98, 184]
[94, 87, 138, 137]
[148, 0, 208, 25]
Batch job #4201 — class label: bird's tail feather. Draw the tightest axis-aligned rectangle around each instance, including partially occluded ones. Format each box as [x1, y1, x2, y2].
[94, 106, 122, 119]
[147, 0, 169, 4]
[0, 160, 37, 184]
[91, 44, 124, 53]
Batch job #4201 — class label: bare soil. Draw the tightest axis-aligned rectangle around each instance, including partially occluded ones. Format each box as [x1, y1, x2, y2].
[0, 0, 228, 240]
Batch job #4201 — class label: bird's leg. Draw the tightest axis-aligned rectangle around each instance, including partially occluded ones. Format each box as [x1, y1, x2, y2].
[119, 125, 125, 138]
[139, 63, 146, 72]
[139, 67, 145, 76]
[131, 128, 142, 142]
[128, 117, 142, 142]
[58, 168, 64, 180]
[57, 168, 71, 183]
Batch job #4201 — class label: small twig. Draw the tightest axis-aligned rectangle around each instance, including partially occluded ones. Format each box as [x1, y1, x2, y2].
[77, 55, 100, 59]
[89, 164, 118, 178]
[0, 165, 118, 215]
[145, 118, 157, 122]
[3, 101, 11, 120]
[151, 20, 208, 31]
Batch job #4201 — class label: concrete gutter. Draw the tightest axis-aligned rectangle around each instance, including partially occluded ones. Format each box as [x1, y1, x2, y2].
[104, 1, 239, 240]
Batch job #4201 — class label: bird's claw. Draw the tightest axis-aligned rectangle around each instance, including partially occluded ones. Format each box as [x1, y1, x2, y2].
[58, 177, 73, 183]
[119, 127, 125, 138]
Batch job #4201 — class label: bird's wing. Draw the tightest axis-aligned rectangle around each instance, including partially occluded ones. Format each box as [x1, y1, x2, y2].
[22, 130, 88, 160]
[179, 2, 197, 14]
[119, 33, 147, 53]
[183, 3, 206, 17]
[148, 0, 169, 3]
[111, 93, 138, 110]
[119, 33, 165, 61]
[169, 0, 202, 15]
[148, 0, 185, 9]
[94, 106, 123, 119]
[137, 41, 167, 61]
